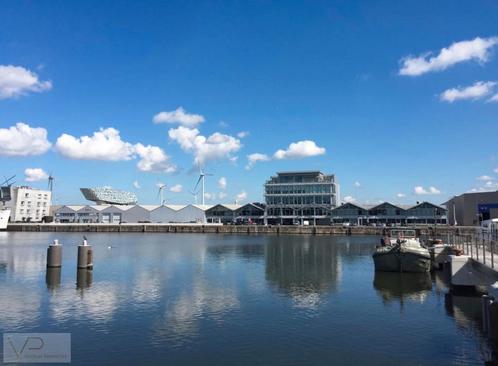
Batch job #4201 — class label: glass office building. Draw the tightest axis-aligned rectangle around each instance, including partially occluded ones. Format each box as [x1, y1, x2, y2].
[264, 171, 339, 225]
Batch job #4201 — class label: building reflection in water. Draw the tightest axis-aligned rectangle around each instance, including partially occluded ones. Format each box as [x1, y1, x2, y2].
[444, 290, 498, 364]
[46, 267, 61, 291]
[265, 236, 341, 309]
[76, 269, 93, 290]
[373, 271, 432, 307]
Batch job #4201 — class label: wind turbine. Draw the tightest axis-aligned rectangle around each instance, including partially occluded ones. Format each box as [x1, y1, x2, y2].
[47, 172, 55, 192]
[193, 167, 213, 206]
[189, 190, 199, 205]
[157, 183, 166, 205]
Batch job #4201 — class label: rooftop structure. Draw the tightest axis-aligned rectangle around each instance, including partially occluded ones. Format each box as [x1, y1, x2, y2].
[80, 187, 138, 205]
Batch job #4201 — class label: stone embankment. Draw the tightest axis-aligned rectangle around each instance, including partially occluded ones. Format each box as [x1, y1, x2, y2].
[7, 223, 477, 236]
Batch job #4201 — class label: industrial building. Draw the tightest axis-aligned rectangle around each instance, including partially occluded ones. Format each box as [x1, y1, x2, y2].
[54, 203, 267, 225]
[6, 186, 52, 222]
[55, 204, 213, 224]
[443, 190, 498, 226]
[205, 204, 242, 224]
[330, 201, 447, 225]
[264, 171, 339, 225]
[205, 203, 265, 224]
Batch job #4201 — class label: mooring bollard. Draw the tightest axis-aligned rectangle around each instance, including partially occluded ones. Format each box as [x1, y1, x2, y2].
[77, 237, 93, 270]
[47, 239, 62, 268]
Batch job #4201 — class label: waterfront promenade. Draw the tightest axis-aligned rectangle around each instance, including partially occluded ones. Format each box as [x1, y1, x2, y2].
[6, 223, 477, 236]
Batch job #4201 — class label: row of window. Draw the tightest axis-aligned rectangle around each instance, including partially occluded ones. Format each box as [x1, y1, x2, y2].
[19, 209, 47, 214]
[266, 208, 328, 216]
[265, 184, 335, 195]
[23, 193, 49, 199]
[266, 195, 333, 205]
[19, 201, 48, 207]
[266, 175, 333, 184]
[333, 208, 447, 216]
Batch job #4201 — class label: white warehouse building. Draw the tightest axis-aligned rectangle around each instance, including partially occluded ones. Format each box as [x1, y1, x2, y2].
[54, 204, 212, 224]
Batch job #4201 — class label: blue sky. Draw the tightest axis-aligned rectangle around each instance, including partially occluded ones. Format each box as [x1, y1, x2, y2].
[1, 0, 498, 205]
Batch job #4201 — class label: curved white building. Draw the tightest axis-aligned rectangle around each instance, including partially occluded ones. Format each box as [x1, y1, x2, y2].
[80, 187, 137, 205]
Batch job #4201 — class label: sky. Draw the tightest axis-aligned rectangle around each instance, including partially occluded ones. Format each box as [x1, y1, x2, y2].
[1, 0, 498, 206]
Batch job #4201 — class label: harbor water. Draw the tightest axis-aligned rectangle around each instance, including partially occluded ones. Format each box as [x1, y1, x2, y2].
[0, 232, 496, 365]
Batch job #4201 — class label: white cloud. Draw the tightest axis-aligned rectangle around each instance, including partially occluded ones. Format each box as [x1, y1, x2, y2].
[168, 126, 241, 166]
[153, 107, 204, 127]
[134, 143, 177, 174]
[397, 193, 406, 198]
[414, 186, 441, 195]
[170, 184, 182, 193]
[218, 192, 227, 199]
[399, 36, 498, 76]
[245, 153, 270, 170]
[343, 195, 356, 203]
[440, 81, 497, 102]
[485, 181, 498, 188]
[204, 192, 215, 200]
[489, 94, 498, 102]
[354, 181, 361, 187]
[0, 122, 52, 156]
[133, 181, 140, 189]
[218, 177, 227, 190]
[24, 168, 48, 182]
[471, 181, 498, 192]
[477, 175, 494, 181]
[0, 65, 52, 99]
[237, 131, 249, 138]
[235, 191, 247, 203]
[55, 127, 135, 161]
[273, 140, 325, 160]
[55, 127, 177, 173]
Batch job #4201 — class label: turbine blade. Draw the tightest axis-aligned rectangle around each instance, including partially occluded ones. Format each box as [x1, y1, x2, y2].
[194, 175, 202, 190]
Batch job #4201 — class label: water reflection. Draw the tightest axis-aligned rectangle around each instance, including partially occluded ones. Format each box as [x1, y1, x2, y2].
[76, 269, 93, 289]
[207, 243, 265, 261]
[159, 277, 240, 344]
[1, 232, 496, 365]
[46, 267, 61, 290]
[265, 236, 340, 309]
[373, 272, 432, 305]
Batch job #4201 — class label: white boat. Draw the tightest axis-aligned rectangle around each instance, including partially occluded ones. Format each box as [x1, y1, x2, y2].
[373, 229, 431, 273]
[0, 208, 10, 230]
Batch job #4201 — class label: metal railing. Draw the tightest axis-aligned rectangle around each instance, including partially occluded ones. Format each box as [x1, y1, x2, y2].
[441, 230, 498, 269]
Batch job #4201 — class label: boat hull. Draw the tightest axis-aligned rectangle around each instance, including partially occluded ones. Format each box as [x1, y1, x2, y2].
[0, 209, 10, 230]
[373, 247, 431, 273]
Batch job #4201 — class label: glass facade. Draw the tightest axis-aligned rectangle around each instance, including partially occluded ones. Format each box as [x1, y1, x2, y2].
[264, 171, 338, 223]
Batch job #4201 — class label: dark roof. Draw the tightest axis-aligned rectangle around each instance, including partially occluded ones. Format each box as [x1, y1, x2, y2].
[369, 201, 406, 210]
[408, 201, 447, 210]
